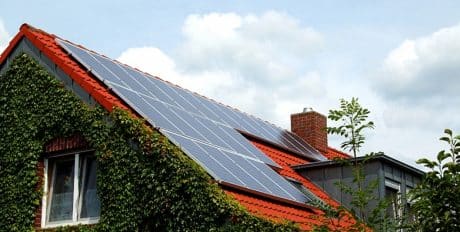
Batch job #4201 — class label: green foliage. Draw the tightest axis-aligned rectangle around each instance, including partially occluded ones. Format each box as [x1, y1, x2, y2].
[309, 199, 350, 232]
[408, 129, 460, 232]
[327, 98, 374, 158]
[322, 98, 395, 231]
[0, 54, 300, 231]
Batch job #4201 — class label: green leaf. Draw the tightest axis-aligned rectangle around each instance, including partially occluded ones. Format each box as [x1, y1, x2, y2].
[444, 128, 453, 136]
[437, 151, 450, 163]
[416, 158, 437, 169]
[440, 136, 451, 143]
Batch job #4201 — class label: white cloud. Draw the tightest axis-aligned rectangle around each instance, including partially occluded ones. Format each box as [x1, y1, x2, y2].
[377, 23, 460, 131]
[118, 47, 176, 79]
[371, 23, 460, 167]
[379, 23, 460, 100]
[118, 11, 326, 129]
[378, 23, 460, 131]
[0, 19, 11, 53]
[177, 11, 323, 77]
[116, 11, 457, 169]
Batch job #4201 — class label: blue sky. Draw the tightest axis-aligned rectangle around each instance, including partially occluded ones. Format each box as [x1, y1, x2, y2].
[2, 1, 460, 168]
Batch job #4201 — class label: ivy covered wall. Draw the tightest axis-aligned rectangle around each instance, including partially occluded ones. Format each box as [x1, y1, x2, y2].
[0, 53, 301, 231]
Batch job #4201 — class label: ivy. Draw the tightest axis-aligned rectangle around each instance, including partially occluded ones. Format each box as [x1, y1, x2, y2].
[0, 53, 300, 231]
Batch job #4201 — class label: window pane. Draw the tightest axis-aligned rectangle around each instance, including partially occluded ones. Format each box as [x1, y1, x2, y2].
[49, 159, 75, 222]
[385, 186, 399, 218]
[80, 156, 100, 218]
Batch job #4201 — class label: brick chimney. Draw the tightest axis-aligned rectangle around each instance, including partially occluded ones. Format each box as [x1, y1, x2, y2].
[290, 108, 328, 154]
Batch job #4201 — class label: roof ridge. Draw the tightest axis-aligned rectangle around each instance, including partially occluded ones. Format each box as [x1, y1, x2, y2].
[20, 23, 58, 39]
[50, 30, 291, 132]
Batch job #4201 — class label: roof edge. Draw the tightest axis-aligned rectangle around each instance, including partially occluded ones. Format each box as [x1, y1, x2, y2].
[292, 154, 425, 176]
[219, 181, 316, 212]
[0, 27, 26, 65]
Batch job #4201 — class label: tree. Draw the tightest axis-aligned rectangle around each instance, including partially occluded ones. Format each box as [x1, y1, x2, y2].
[408, 129, 460, 232]
[327, 98, 374, 160]
[313, 98, 394, 231]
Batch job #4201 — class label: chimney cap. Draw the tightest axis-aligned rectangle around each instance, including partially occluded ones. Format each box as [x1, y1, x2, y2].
[303, 107, 313, 113]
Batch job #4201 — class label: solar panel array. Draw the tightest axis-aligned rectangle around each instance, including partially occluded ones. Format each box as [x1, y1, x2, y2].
[57, 39, 314, 203]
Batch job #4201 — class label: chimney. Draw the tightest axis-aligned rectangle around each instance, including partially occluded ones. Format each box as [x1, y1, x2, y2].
[290, 108, 328, 154]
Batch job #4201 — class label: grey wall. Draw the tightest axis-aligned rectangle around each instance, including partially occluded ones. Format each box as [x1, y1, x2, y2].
[298, 159, 422, 219]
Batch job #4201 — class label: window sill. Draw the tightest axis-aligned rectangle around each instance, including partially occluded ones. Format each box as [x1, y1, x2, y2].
[42, 218, 99, 229]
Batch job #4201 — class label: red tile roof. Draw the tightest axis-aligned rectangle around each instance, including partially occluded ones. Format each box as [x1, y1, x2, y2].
[1, 24, 356, 231]
[324, 147, 352, 160]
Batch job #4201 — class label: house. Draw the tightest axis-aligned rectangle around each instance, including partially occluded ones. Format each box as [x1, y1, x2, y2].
[0, 24, 420, 231]
[294, 153, 424, 221]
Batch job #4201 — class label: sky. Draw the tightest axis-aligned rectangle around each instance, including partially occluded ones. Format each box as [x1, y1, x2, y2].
[1, 1, 460, 169]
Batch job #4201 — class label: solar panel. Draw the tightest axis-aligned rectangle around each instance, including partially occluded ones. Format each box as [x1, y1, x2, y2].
[164, 131, 310, 203]
[57, 39, 319, 203]
[59, 39, 325, 161]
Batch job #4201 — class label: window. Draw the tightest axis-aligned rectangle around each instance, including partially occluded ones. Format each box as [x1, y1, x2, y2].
[384, 179, 402, 220]
[42, 152, 100, 228]
[404, 187, 416, 223]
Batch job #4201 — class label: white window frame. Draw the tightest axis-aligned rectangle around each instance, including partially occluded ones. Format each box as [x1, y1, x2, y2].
[41, 151, 100, 228]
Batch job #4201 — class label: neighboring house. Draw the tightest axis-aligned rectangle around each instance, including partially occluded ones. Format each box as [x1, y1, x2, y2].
[0, 24, 421, 231]
[294, 153, 424, 221]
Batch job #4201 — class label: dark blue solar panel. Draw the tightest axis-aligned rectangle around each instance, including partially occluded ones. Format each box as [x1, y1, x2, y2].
[227, 151, 308, 202]
[219, 106, 257, 133]
[166, 85, 207, 117]
[210, 105, 242, 129]
[284, 132, 318, 155]
[167, 88, 204, 116]
[215, 150, 268, 194]
[59, 41, 124, 86]
[126, 68, 181, 107]
[242, 116, 276, 140]
[58, 39, 318, 203]
[163, 132, 245, 187]
[107, 79, 280, 166]
[159, 105, 208, 142]
[188, 95, 228, 123]
[60, 38, 326, 161]
[183, 116, 226, 148]
[249, 158, 310, 202]
[165, 131, 308, 203]
[189, 88, 325, 161]
[95, 57, 154, 98]
[229, 110, 262, 136]
[205, 145, 308, 203]
[216, 124, 278, 166]
[108, 83, 180, 133]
